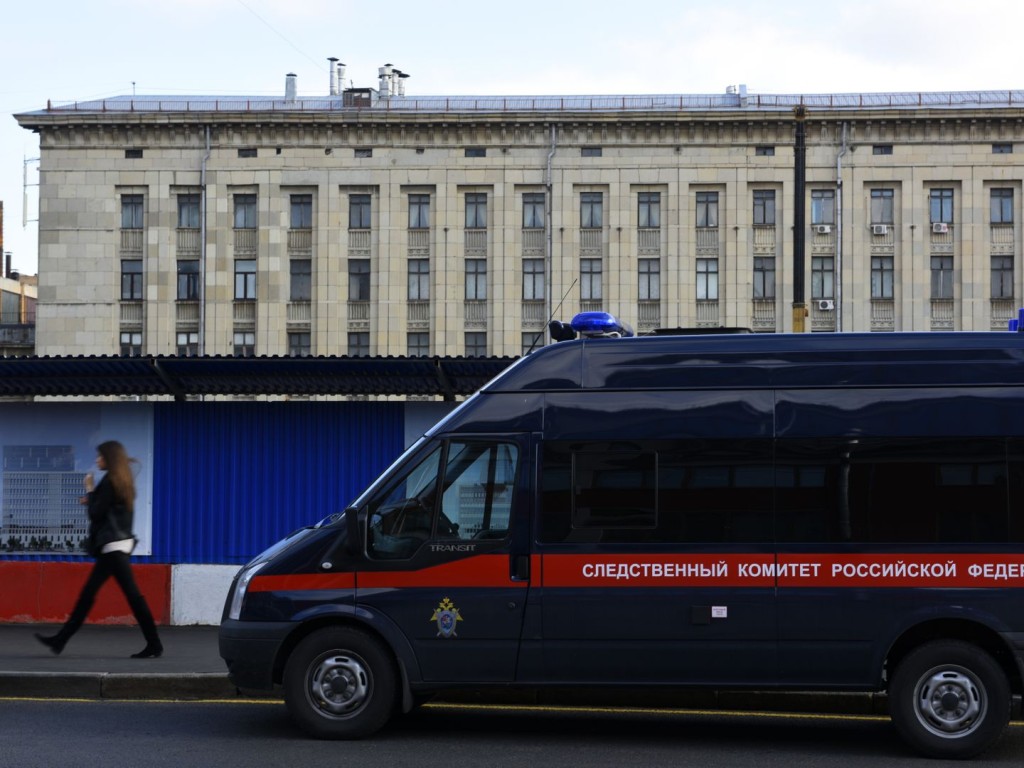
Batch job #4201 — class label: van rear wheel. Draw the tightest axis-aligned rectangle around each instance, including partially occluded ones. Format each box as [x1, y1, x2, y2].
[284, 627, 396, 739]
[889, 640, 1010, 759]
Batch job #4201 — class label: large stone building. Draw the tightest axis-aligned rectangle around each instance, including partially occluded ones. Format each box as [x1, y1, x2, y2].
[14, 66, 1024, 358]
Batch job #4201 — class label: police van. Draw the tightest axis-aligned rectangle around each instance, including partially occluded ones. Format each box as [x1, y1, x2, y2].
[219, 312, 1024, 759]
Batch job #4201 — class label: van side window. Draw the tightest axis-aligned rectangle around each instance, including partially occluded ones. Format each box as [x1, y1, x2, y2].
[540, 440, 773, 544]
[367, 440, 518, 558]
[776, 438, 1013, 543]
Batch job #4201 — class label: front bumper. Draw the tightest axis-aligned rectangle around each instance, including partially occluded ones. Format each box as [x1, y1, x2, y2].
[218, 619, 298, 690]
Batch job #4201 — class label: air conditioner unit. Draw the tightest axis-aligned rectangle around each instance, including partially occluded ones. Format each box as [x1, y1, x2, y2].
[817, 299, 835, 311]
[932, 222, 949, 234]
[871, 224, 888, 236]
[815, 224, 832, 234]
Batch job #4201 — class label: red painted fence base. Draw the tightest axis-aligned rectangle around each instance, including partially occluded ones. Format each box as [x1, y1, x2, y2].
[0, 562, 171, 625]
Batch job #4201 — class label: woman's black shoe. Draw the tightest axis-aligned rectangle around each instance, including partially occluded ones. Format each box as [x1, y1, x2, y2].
[34, 633, 65, 655]
[131, 643, 163, 659]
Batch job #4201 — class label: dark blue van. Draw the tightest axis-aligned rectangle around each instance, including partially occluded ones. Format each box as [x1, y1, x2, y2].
[220, 315, 1024, 759]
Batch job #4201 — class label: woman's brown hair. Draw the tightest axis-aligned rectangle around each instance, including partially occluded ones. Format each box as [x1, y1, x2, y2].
[97, 440, 137, 509]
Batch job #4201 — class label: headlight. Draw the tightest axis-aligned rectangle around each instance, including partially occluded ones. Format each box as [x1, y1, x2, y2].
[227, 561, 267, 620]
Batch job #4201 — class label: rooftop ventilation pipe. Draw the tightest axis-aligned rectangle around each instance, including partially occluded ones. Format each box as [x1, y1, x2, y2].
[285, 72, 297, 101]
[328, 57, 338, 95]
[379, 64, 393, 97]
[337, 61, 347, 91]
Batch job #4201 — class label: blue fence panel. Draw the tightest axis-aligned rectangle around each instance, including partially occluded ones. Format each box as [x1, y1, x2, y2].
[151, 401, 404, 565]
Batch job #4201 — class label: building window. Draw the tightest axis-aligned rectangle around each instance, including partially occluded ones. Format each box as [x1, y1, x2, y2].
[354, 148, 373, 158]
[290, 194, 312, 229]
[349, 194, 371, 229]
[581, 192, 603, 228]
[871, 189, 895, 225]
[233, 331, 255, 357]
[931, 255, 954, 299]
[407, 332, 429, 357]
[288, 331, 311, 357]
[638, 192, 660, 228]
[465, 193, 487, 229]
[523, 193, 545, 228]
[638, 259, 660, 301]
[993, 143, 1013, 154]
[522, 331, 544, 356]
[753, 190, 776, 226]
[125, 149, 143, 159]
[409, 194, 430, 229]
[177, 194, 200, 229]
[873, 145, 894, 155]
[991, 188, 1014, 224]
[992, 256, 1014, 299]
[177, 260, 201, 301]
[408, 259, 430, 301]
[348, 259, 370, 301]
[176, 331, 199, 357]
[812, 256, 835, 299]
[871, 255, 894, 299]
[523, 259, 545, 300]
[697, 258, 718, 301]
[930, 188, 954, 224]
[581, 147, 602, 157]
[811, 190, 835, 225]
[348, 332, 370, 357]
[234, 194, 257, 229]
[465, 259, 487, 300]
[121, 194, 144, 229]
[696, 192, 719, 228]
[238, 148, 257, 158]
[755, 146, 775, 156]
[234, 259, 256, 300]
[753, 256, 776, 299]
[465, 332, 487, 356]
[119, 331, 142, 357]
[121, 260, 143, 300]
[465, 147, 486, 157]
[290, 259, 311, 302]
[580, 258, 602, 301]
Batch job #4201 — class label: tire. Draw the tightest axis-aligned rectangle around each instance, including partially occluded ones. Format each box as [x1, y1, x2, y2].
[283, 626, 397, 739]
[889, 640, 1010, 759]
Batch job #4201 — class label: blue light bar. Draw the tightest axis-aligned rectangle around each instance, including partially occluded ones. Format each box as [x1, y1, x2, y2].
[570, 311, 635, 338]
[1011, 308, 1024, 332]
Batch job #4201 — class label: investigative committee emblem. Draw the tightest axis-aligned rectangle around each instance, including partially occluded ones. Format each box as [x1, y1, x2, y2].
[431, 597, 463, 638]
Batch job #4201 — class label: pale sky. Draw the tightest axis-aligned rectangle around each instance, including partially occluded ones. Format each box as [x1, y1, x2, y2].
[3, 0, 1023, 275]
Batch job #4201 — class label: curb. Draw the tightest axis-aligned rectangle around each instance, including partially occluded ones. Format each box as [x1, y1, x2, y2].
[0, 671, 242, 701]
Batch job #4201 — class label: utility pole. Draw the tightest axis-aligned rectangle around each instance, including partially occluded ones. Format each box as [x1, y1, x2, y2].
[792, 106, 808, 332]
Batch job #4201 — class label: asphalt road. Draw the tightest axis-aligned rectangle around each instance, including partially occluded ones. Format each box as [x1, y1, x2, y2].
[5, 698, 1024, 768]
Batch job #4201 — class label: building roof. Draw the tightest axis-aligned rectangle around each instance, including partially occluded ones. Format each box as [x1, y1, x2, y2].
[18, 89, 1024, 120]
[0, 355, 516, 400]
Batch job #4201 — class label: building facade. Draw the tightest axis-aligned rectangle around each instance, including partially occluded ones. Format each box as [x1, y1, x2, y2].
[15, 76, 1024, 358]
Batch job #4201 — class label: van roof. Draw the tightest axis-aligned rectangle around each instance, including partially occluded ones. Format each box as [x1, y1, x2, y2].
[488, 332, 1024, 391]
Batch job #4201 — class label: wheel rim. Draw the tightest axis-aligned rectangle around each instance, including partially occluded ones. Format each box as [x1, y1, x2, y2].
[307, 651, 372, 719]
[913, 664, 986, 739]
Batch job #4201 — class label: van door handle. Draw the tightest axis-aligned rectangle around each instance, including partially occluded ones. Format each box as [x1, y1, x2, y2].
[511, 554, 530, 581]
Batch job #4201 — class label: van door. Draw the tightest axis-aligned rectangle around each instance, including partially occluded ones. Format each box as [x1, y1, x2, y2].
[536, 438, 778, 685]
[356, 436, 531, 683]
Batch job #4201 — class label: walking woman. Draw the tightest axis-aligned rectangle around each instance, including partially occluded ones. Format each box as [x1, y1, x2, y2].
[35, 440, 163, 658]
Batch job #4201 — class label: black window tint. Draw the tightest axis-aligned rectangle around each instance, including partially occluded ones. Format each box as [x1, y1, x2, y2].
[540, 440, 773, 544]
[776, 438, 1011, 543]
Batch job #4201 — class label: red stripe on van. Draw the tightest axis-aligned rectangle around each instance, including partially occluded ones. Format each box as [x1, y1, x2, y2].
[248, 572, 355, 592]
[358, 554, 528, 589]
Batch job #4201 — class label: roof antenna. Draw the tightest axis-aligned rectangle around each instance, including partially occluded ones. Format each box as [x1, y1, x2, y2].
[526, 279, 577, 354]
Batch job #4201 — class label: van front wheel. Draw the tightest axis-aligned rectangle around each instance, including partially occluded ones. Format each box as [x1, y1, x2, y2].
[284, 627, 396, 739]
[889, 640, 1010, 759]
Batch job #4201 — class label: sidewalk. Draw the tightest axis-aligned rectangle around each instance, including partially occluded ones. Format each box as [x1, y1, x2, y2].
[0, 623, 241, 700]
[0, 622, 896, 716]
